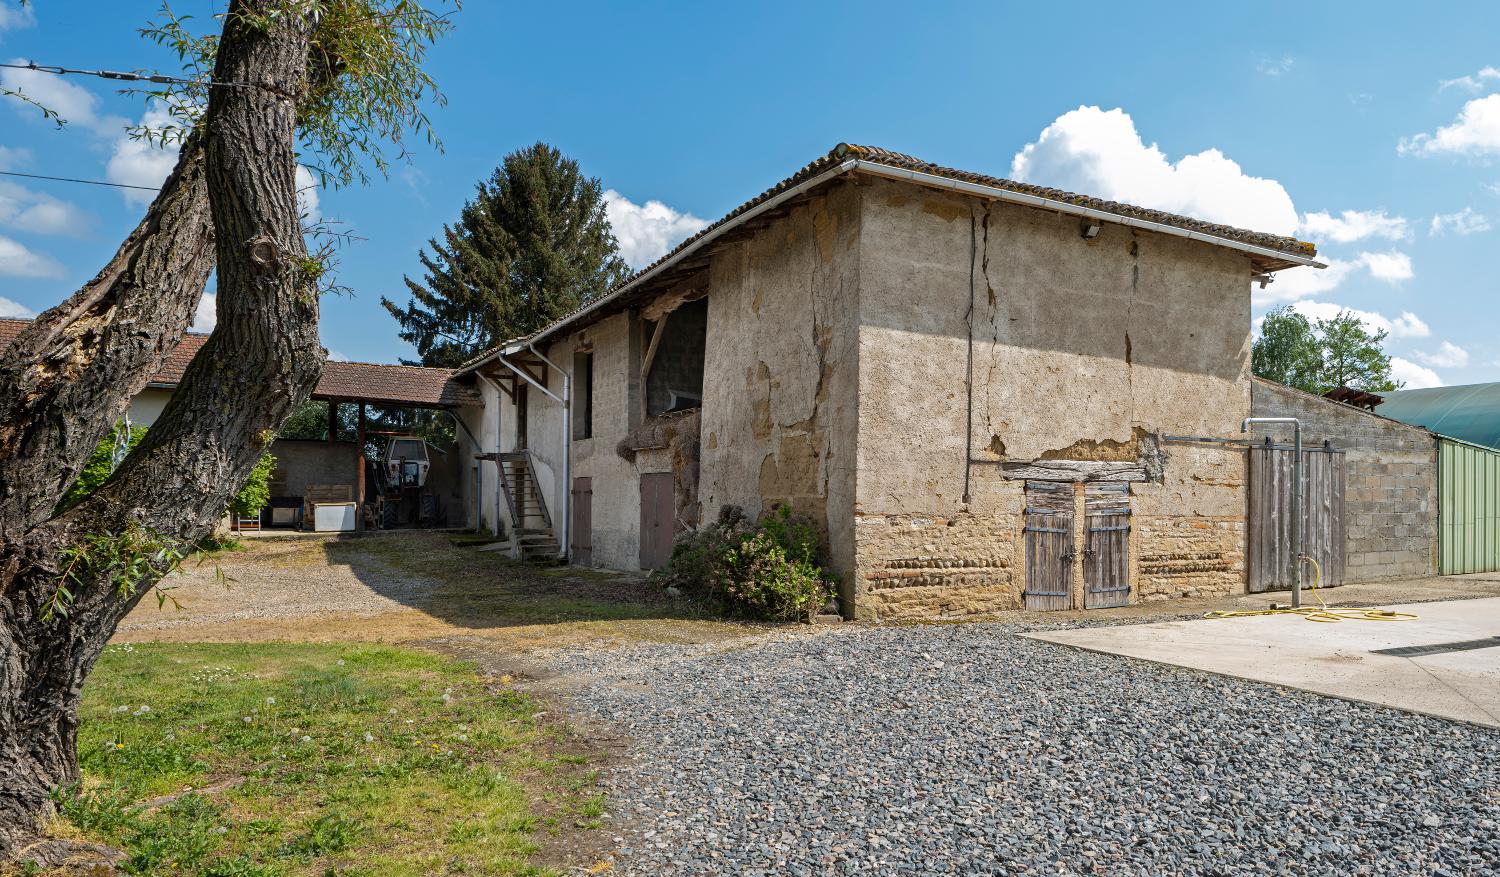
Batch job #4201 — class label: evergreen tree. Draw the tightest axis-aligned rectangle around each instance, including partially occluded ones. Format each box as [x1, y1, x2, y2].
[383, 143, 630, 367]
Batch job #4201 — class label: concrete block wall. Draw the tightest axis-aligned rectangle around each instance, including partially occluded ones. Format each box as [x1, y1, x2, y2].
[1250, 378, 1437, 581]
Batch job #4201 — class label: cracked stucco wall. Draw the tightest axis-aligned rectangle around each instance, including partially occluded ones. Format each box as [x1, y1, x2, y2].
[698, 182, 862, 590]
[851, 178, 1253, 619]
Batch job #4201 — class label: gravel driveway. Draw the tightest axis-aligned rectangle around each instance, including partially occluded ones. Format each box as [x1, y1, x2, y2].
[555, 624, 1500, 876]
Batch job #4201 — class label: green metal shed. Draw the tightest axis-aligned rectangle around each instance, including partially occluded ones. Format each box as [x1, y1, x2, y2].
[1438, 436, 1500, 575]
[1381, 382, 1500, 449]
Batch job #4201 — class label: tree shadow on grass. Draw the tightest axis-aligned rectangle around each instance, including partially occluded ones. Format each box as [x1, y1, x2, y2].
[317, 530, 713, 632]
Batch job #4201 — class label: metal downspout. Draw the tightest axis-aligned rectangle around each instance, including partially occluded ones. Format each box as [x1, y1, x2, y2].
[476, 374, 507, 538]
[527, 341, 571, 562]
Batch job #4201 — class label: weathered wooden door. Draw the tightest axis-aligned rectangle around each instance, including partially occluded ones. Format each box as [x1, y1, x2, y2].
[1248, 444, 1346, 592]
[1083, 482, 1132, 608]
[1024, 481, 1075, 611]
[639, 472, 676, 570]
[570, 477, 593, 566]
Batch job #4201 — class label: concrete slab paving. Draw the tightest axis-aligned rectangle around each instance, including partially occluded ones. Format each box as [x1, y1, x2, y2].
[1026, 596, 1500, 727]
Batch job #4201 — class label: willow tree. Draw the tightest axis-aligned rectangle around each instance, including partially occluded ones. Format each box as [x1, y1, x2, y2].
[0, 1, 453, 860]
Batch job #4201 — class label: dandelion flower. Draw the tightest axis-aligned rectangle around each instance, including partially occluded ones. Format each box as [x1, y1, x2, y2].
[337, 659, 346, 667]
[363, 732, 374, 743]
[242, 716, 253, 724]
[301, 735, 312, 743]
[265, 696, 276, 705]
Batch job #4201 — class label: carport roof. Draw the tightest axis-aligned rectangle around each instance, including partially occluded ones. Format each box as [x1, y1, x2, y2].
[0, 317, 478, 408]
[1379, 382, 1500, 450]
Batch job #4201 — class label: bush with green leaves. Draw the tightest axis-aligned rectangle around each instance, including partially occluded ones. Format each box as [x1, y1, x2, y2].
[63, 423, 276, 521]
[659, 505, 834, 622]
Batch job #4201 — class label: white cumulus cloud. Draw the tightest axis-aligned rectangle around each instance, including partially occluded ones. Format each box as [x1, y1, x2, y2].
[1414, 341, 1470, 369]
[1400, 93, 1500, 157]
[0, 294, 35, 317]
[1, 57, 122, 132]
[0, 3, 37, 32]
[106, 103, 178, 207]
[1254, 250, 1414, 304]
[604, 189, 708, 270]
[326, 349, 350, 362]
[1430, 207, 1491, 236]
[1357, 250, 1414, 282]
[1391, 357, 1444, 389]
[1011, 106, 1299, 235]
[1391, 312, 1431, 338]
[296, 165, 321, 224]
[1256, 54, 1295, 77]
[0, 144, 29, 170]
[0, 180, 88, 235]
[1439, 66, 1500, 93]
[190, 292, 215, 333]
[1299, 209, 1410, 243]
[0, 233, 62, 277]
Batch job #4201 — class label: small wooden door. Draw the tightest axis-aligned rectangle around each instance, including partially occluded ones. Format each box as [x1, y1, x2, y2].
[570, 477, 593, 566]
[1083, 482, 1132, 609]
[1024, 481, 1075, 611]
[639, 473, 676, 570]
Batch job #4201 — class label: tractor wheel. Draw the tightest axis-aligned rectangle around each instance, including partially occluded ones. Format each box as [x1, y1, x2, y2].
[382, 500, 399, 529]
[420, 493, 437, 525]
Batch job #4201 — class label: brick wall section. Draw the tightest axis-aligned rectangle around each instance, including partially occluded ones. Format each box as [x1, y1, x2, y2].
[1249, 378, 1437, 581]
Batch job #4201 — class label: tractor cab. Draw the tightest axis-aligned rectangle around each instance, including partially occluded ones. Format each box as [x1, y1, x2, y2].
[385, 436, 430, 488]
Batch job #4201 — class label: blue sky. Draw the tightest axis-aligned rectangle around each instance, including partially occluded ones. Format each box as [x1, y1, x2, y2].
[2, 2, 1498, 387]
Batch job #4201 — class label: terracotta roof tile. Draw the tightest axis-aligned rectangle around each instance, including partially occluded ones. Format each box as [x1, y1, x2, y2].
[457, 142, 1319, 373]
[0, 317, 477, 408]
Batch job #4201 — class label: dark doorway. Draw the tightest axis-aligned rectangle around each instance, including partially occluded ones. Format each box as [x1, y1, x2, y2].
[515, 383, 528, 450]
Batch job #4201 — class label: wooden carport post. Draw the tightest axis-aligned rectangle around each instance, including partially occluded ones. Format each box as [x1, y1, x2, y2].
[356, 403, 367, 527]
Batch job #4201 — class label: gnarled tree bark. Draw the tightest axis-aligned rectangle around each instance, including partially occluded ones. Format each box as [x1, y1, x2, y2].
[0, 136, 214, 540]
[0, 1, 320, 858]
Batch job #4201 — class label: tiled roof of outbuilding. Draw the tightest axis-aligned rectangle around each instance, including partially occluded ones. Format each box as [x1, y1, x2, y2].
[456, 142, 1320, 375]
[0, 317, 478, 408]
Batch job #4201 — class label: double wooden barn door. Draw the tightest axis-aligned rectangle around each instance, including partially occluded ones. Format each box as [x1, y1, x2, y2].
[1247, 444, 1346, 592]
[1024, 482, 1133, 610]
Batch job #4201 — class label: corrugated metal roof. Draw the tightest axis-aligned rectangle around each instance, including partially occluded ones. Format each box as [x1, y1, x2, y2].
[0, 317, 478, 408]
[1379, 382, 1500, 450]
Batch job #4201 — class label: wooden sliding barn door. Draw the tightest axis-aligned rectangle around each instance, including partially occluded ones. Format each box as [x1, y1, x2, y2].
[1247, 444, 1346, 592]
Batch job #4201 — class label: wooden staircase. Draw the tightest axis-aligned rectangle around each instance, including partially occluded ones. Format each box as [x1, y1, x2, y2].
[497, 451, 560, 562]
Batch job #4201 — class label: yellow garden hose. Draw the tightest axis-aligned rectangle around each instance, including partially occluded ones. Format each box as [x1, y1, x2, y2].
[1205, 556, 1418, 623]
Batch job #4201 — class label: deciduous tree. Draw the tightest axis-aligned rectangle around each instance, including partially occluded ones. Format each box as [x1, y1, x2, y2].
[0, 1, 452, 860]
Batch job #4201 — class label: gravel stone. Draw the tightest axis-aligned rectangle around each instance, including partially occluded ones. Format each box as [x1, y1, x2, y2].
[553, 624, 1500, 876]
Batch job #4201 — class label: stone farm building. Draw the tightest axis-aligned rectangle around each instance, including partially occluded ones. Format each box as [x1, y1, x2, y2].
[453, 143, 1497, 620]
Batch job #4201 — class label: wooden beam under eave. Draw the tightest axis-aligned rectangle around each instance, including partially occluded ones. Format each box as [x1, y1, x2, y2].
[640, 311, 669, 381]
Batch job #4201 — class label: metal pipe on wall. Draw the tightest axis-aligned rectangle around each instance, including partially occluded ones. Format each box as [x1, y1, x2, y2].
[476, 374, 507, 538]
[527, 341, 571, 562]
[1242, 416, 1303, 608]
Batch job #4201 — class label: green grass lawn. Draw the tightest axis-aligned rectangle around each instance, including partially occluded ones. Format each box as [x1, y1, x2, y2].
[43, 643, 603, 876]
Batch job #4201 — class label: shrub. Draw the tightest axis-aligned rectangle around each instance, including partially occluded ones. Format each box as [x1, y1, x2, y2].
[659, 505, 834, 622]
[60, 422, 146, 510]
[61, 422, 276, 521]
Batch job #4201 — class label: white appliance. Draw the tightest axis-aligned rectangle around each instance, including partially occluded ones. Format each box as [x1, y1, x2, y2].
[312, 502, 357, 532]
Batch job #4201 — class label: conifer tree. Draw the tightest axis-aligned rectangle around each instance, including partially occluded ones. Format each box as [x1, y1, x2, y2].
[383, 143, 630, 366]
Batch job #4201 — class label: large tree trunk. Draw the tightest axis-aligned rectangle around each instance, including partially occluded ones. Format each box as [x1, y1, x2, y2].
[0, 137, 214, 540]
[0, 1, 319, 858]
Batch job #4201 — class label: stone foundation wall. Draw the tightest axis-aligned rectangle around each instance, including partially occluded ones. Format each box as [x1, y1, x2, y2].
[854, 507, 1023, 618]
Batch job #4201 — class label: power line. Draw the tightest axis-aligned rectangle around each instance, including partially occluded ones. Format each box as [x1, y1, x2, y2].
[0, 61, 258, 90]
[0, 169, 160, 192]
